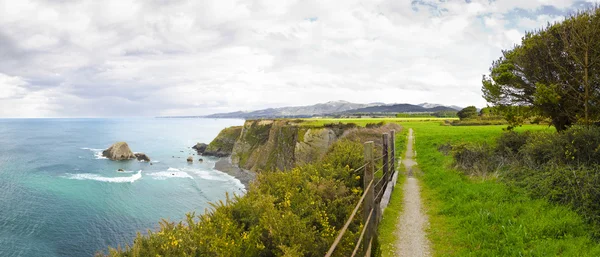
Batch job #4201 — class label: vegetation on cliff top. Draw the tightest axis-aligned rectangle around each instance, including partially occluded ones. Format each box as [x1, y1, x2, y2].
[205, 126, 242, 156]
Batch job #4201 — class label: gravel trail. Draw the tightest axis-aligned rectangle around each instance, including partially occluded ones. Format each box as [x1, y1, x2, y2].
[395, 129, 431, 257]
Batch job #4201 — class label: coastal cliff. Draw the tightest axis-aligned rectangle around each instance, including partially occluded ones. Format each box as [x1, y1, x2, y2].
[203, 126, 242, 157]
[207, 119, 399, 173]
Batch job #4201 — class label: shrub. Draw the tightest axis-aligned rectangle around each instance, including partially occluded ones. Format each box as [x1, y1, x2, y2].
[495, 131, 530, 156]
[457, 106, 478, 120]
[451, 143, 501, 177]
[519, 132, 566, 167]
[365, 121, 385, 128]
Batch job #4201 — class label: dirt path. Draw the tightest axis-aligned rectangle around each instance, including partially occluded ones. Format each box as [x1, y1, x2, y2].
[395, 129, 431, 257]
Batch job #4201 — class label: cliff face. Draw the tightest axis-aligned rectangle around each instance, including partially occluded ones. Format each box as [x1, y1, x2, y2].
[231, 120, 300, 172]
[204, 126, 243, 157]
[295, 128, 337, 166]
[209, 120, 400, 173]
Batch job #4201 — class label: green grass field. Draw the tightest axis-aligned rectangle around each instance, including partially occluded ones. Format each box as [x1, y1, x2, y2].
[408, 121, 600, 256]
[299, 117, 456, 127]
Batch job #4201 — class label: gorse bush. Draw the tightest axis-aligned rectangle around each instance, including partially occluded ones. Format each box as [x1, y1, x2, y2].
[448, 125, 600, 237]
[99, 125, 400, 257]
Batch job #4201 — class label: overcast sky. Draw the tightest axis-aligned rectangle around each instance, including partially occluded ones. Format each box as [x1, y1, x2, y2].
[0, 0, 597, 117]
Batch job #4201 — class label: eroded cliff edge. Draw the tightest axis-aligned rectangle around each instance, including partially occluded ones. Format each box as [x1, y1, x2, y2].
[204, 119, 400, 184]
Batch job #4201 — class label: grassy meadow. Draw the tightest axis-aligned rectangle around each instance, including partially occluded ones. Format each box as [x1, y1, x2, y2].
[299, 117, 456, 127]
[407, 121, 600, 256]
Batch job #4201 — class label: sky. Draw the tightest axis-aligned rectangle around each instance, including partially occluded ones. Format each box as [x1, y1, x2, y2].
[0, 0, 597, 117]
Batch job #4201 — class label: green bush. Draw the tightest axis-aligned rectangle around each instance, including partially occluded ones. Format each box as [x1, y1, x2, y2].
[495, 131, 530, 156]
[451, 143, 500, 177]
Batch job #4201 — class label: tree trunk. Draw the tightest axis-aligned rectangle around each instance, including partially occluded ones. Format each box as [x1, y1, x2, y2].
[553, 115, 573, 132]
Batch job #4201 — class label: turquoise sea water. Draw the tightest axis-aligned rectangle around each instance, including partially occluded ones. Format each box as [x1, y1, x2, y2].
[0, 118, 245, 257]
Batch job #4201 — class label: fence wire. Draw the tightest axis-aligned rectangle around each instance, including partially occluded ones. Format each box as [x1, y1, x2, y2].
[350, 208, 374, 257]
[325, 132, 397, 257]
[324, 178, 374, 257]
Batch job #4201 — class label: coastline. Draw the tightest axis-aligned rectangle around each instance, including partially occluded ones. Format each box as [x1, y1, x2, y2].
[214, 156, 256, 188]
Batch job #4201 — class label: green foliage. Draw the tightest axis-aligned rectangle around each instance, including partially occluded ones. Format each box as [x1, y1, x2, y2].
[395, 113, 433, 118]
[206, 126, 243, 155]
[482, 7, 600, 131]
[432, 110, 457, 118]
[456, 106, 478, 120]
[365, 121, 385, 128]
[449, 119, 508, 126]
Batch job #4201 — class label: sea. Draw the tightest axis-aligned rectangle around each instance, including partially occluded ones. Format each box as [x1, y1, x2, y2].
[0, 118, 245, 257]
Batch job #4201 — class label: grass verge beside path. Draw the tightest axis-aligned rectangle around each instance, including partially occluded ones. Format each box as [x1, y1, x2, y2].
[377, 128, 408, 257]
[411, 122, 600, 256]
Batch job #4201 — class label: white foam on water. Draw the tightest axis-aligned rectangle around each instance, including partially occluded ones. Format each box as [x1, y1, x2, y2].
[187, 168, 231, 182]
[65, 170, 142, 183]
[80, 147, 103, 151]
[185, 167, 246, 191]
[147, 168, 193, 180]
[81, 147, 107, 159]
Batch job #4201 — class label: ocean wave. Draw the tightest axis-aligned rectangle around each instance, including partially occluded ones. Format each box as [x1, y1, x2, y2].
[147, 168, 193, 180]
[188, 169, 231, 182]
[80, 147, 103, 151]
[81, 147, 107, 159]
[65, 170, 142, 183]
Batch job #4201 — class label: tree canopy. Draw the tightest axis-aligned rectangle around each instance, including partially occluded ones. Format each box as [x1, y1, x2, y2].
[482, 7, 600, 131]
[457, 106, 478, 120]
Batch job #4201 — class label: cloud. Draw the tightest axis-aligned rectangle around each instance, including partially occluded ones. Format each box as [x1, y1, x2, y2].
[0, 0, 593, 117]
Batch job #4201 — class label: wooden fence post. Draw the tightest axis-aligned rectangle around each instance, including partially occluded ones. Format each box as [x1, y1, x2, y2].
[382, 133, 389, 191]
[390, 130, 396, 176]
[363, 141, 374, 256]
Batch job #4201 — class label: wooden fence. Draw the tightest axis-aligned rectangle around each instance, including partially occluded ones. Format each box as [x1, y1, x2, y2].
[325, 130, 398, 257]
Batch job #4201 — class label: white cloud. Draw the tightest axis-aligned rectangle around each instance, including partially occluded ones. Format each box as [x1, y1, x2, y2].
[0, 0, 592, 117]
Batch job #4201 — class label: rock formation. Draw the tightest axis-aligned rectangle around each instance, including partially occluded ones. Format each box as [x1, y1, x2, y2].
[135, 153, 151, 162]
[192, 143, 208, 154]
[203, 126, 243, 157]
[295, 128, 337, 166]
[231, 120, 298, 172]
[102, 142, 136, 161]
[187, 156, 193, 162]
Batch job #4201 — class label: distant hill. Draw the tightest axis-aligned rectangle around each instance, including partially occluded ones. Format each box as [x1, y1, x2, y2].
[204, 101, 377, 119]
[338, 103, 458, 114]
[417, 103, 462, 111]
[198, 101, 462, 119]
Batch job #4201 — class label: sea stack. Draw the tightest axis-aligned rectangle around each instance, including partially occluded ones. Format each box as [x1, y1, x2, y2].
[102, 142, 136, 161]
[135, 153, 151, 162]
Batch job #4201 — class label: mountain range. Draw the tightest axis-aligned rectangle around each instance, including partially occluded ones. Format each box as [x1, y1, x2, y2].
[200, 101, 462, 119]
